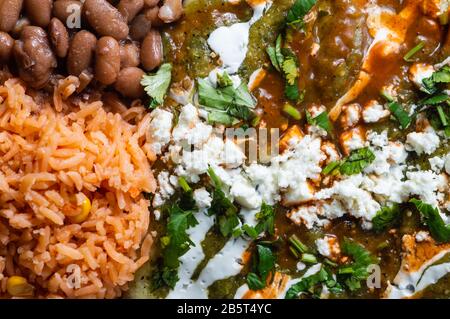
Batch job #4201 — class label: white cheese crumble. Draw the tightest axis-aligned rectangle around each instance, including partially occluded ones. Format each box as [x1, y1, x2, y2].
[406, 129, 440, 155]
[429, 156, 445, 172]
[408, 63, 435, 90]
[362, 100, 390, 123]
[194, 188, 212, 209]
[148, 109, 173, 155]
[315, 238, 331, 257]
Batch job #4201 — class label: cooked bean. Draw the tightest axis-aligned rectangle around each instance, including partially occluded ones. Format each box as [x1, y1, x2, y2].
[95, 36, 120, 85]
[53, 0, 82, 26]
[158, 0, 183, 23]
[0, 0, 24, 32]
[67, 30, 97, 76]
[83, 0, 129, 40]
[0, 32, 14, 63]
[120, 42, 140, 68]
[13, 26, 57, 88]
[129, 14, 152, 41]
[140, 29, 163, 71]
[11, 17, 31, 38]
[144, 0, 159, 7]
[49, 18, 69, 58]
[117, 0, 144, 23]
[114, 67, 145, 98]
[24, 0, 52, 27]
[145, 6, 163, 27]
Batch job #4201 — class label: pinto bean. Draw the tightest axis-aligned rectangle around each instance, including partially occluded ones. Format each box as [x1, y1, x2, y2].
[117, 0, 144, 23]
[83, 0, 129, 40]
[11, 17, 31, 38]
[95, 36, 120, 85]
[129, 14, 152, 41]
[120, 42, 140, 68]
[67, 30, 97, 76]
[24, 0, 53, 27]
[114, 67, 145, 98]
[13, 26, 57, 88]
[140, 29, 163, 71]
[49, 18, 69, 58]
[53, 0, 82, 26]
[0, 0, 24, 32]
[158, 0, 183, 23]
[0, 32, 14, 63]
[145, 6, 163, 27]
[144, 0, 159, 7]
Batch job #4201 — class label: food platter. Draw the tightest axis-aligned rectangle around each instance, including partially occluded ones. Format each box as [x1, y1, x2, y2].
[0, 0, 449, 300]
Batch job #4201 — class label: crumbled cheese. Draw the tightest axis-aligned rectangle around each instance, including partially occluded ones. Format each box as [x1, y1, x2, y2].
[229, 175, 262, 209]
[415, 231, 431, 242]
[315, 238, 331, 257]
[445, 154, 450, 175]
[194, 188, 212, 209]
[148, 109, 173, 155]
[406, 129, 440, 155]
[153, 171, 176, 207]
[172, 103, 212, 147]
[153, 209, 161, 221]
[429, 156, 445, 172]
[404, 170, 447, 206]
[340, 126, 365, 154]
[408, 63, 435, 90]
[363, 100, 390, 123]
[296, 262, 306, 271]
[340, 103, 361, 129]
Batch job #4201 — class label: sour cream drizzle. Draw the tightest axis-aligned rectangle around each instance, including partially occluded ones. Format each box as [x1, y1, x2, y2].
[385, 249, 450, 299]
[207, 0, 271, 74]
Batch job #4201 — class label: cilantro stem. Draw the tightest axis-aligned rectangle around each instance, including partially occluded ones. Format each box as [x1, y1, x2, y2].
[282, 103, 302, 120]
[301, 253, 317, 264]
[403, 42, 425, 62]
[178, 176, 191, 193]
[437, 105, 448, 127]
[289, 235, 308, 254]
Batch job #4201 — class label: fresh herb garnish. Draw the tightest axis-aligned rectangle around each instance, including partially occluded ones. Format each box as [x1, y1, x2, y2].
[323, 147, 375, 176]
[388, 101, 412, 129]
[241, 203, 276, 239]
[141, 63, 172, 108]
[266, 36, 301, 102]
[198, 75, 256, 125]
[410, 199, 450, 243]
[158, 203, 198, 288]
[246, 244, 276, 291]
[286, 0, 317, 28]
[282, 103, 302, 120]
[403, 42, 425, 62]
[285, 267, 342, 299]
[372, 204, 401, 233]
[422, 65, 450, 94]
[338, 238, 378, 291]
[306, 110, 332, 133]
[207, 167, 239, 237]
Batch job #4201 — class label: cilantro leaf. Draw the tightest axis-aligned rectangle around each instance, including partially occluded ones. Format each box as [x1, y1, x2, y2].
[282, 58, 298, 85]
[141, 63, 172, 108]
[198, 78, 233, 110]
[285, 80, 301, 101]
[198, 77, 256, 125]
[339, 147, 375, 175]
[285, 267, 333, 299]
[207, 167, 239, 237]
[246, 244, 276, 291]
[306, 111, 332, 133]
[286, 0, 317, 26]
[410, 199, 450, 243]
[217, 72, 233, 88]
[372, 204, 401, 233]
[338, 238, 377, 291]
[388, 101, 411, 129]
[422, 65, 450, 94]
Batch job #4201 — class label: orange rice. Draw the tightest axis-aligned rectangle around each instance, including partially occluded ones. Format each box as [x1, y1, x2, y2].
[0, 78, 157, 298]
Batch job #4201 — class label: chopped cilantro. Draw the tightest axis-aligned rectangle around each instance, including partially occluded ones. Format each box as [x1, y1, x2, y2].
[410, 199, 450, 243]
[246, 244, 276, 291]
[141, 63, 172, 108]
[372, 204, 401, 233]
